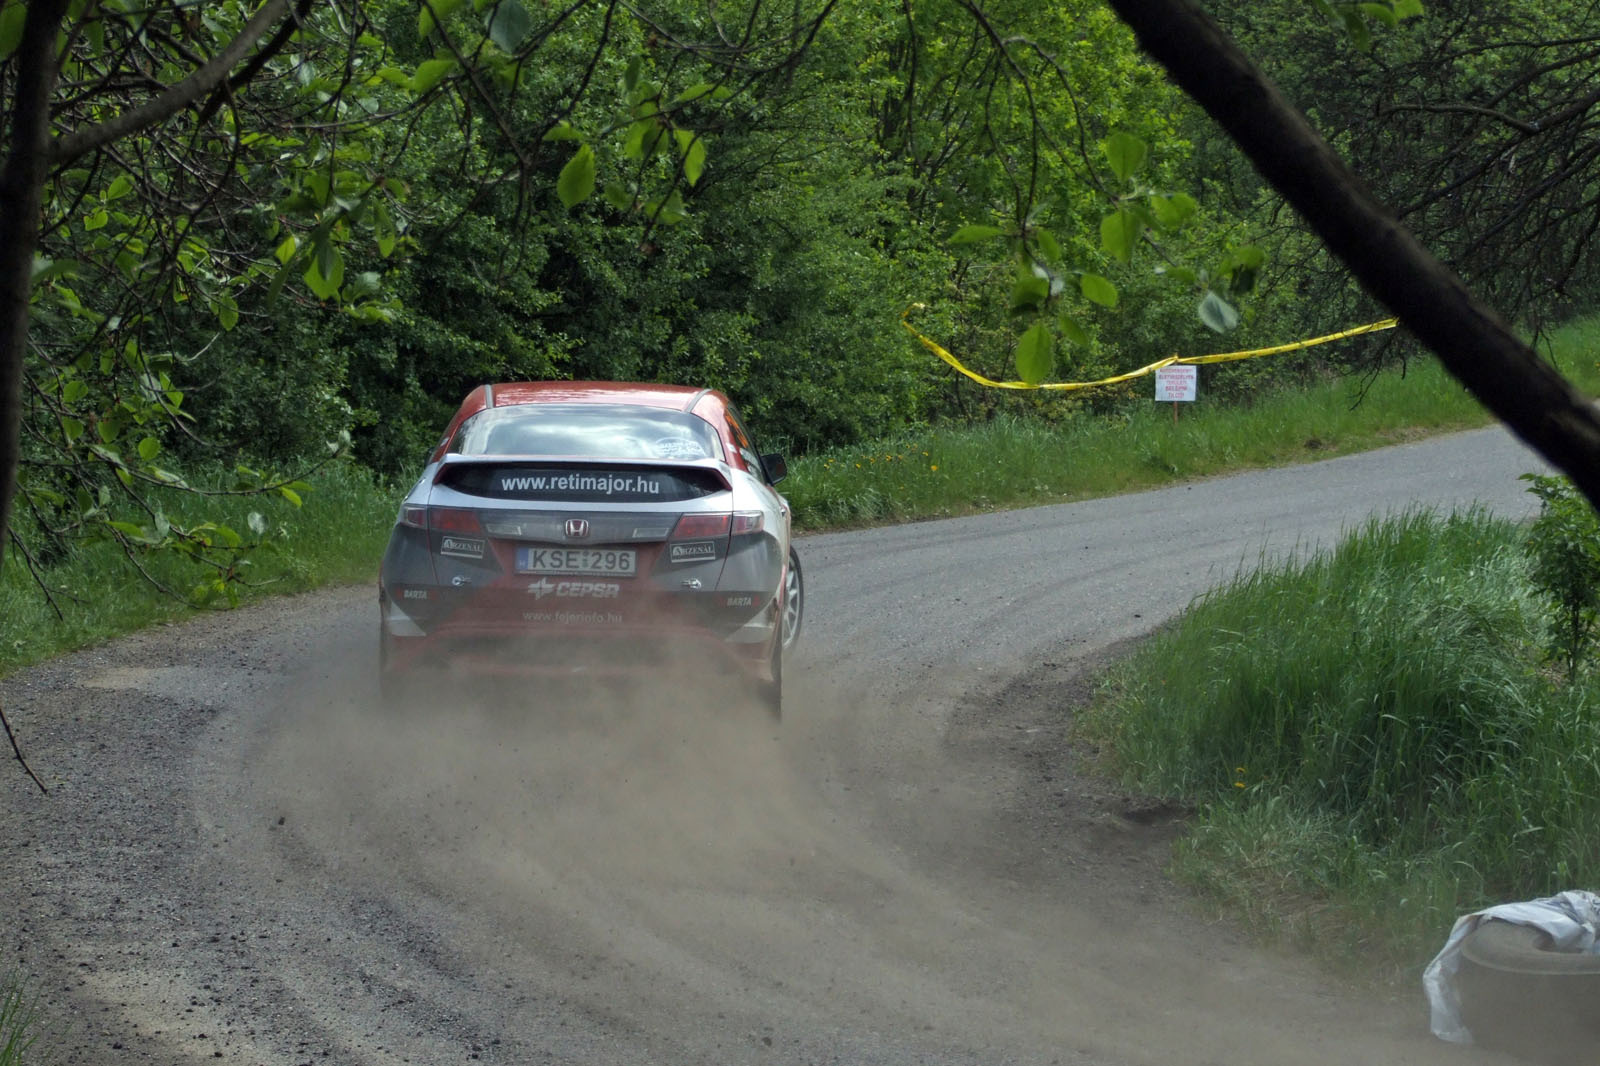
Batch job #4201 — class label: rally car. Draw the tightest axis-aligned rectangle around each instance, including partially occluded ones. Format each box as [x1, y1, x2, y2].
[377, 382, 802, 714]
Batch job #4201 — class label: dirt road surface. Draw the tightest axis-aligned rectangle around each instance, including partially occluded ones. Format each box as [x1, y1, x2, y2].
[3, 426, 1549, 1065]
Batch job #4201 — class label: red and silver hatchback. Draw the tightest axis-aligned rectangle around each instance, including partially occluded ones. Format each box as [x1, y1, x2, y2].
[377, 382, 802, 713]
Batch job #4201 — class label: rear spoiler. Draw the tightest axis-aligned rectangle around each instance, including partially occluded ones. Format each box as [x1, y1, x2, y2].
[433, 455, 734, 501]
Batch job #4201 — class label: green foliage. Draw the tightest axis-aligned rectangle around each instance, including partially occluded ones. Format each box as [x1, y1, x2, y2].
[13, 0, 1600, 620]
[2, 460, 397, 677]
[1082, 509, 1600, 975]
[1521, 473, 1600, 681]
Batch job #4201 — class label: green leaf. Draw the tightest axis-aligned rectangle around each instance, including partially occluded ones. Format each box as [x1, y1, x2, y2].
[31, 257, 82, 285]
[623, 118, 664, 161]
[1393, 0, 1423, 17]
[346, 271, 382, 298]
[1224, 244, 1266, 271]
[602, 183, 633, 211]
[646, 189, 687, 225]
[673, 131, 707, 185]
[622, 56, 643, 95]
[486, 0, 532, 51]
[1080, 273, 1119, 308]
[373, 202, 397, 258]
[1100, 209, 1141, 263]
[279, 486, 303, 507]
[216, 293, 239, 331]
[0, 4, 26, 60]
[950, 224, 1004, 245]
[105, 175, 134, 201]
[84, 207, 108, 231]
[542, 123, 583, 142]
[138, 436, 160, 462]
[1058, 314, 1089, 347]
[672, 82, 717, 105]
[1103, 132, 1148, 184]
[1009, 274, 1050, 314]
[62, 380, 87, 403]
[1034, 228, 1062, 262]
[1152, 193, 1198, 229]
[1359, 2, 1397, 27]
[557, 144, 596, 209]
[61, 418, 84, 443]
[1199, 290, 1241, 333]
[1340, 8, 1374, 50]
[303, 246, 344, 300]
[1014, 322, 1054, 385]
[419, 0, 472, 37]
[409, 58, 456, 93]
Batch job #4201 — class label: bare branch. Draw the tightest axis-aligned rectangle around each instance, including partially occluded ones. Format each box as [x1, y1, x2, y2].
[50, 0, 296, 167]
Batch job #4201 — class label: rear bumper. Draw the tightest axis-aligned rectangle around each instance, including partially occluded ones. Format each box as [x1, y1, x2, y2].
[378, 589, 779, 683]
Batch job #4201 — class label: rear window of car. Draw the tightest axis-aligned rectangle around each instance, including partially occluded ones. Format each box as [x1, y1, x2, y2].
[451, 404, 724, 462]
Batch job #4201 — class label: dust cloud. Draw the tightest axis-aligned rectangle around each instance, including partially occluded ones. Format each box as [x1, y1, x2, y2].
[243, 652, 1524, 1066]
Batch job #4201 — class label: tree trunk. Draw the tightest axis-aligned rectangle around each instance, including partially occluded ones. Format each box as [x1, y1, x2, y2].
[1107, 0, 1600, 514]
[0, 0, 70, 582]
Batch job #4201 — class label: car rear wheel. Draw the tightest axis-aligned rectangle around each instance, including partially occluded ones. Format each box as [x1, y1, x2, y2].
[759, 636, 782, 719]
[377, 626, 410, 707]
[781, 548, 803, 653]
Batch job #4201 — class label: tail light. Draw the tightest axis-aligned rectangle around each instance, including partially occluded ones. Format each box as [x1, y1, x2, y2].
[673, 513, 731, 539]
[430, 507, 483, 534]
[731, 511, 764, 535]
[399, 505, 483, 534]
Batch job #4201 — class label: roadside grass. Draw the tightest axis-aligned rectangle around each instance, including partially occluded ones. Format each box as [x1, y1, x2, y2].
[1076, 507, 1600, 983]
[785, 324, 1600, 529]
[0, 974, 43, 1066]
[0, 461, 397, 676]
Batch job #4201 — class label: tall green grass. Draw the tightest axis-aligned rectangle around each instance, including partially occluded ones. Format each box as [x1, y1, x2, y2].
[0, 975, 42, 1066]
[0, 461, 399, 676]
[1079, 509, 1600, 979]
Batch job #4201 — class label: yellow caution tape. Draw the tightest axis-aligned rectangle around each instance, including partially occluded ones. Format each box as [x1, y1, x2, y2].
[900, 304, 1399, 392]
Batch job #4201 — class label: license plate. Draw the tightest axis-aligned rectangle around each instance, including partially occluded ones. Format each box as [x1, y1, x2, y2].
[517, 546, 637, 576]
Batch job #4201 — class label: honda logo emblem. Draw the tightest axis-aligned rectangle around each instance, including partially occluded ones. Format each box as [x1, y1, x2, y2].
[564, 518, 590, 539]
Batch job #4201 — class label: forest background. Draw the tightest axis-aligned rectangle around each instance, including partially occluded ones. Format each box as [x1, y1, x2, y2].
[5, 0, 1600, 614]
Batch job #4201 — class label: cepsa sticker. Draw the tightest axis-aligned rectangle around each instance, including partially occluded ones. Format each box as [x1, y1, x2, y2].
[526, 578, 621, 600]
[670, 540, 718, 564]
[439, 536, 486, 559]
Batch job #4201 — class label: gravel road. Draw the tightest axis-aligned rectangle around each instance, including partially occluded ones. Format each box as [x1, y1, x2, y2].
[2, 425, 1552, 1065]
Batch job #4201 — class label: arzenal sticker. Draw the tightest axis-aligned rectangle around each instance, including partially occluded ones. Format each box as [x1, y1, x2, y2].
[439, 536, 486, 559]
[670, 540, 717, 564]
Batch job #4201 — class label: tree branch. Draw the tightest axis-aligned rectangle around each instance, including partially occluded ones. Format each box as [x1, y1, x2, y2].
[50, 0, 295, 167]
[1106, 0, 1600, 515]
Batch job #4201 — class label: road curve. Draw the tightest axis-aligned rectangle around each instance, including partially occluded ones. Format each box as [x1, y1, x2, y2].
[3, 425, 1548, 1066]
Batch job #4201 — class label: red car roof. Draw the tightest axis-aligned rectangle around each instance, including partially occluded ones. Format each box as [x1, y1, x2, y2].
[489, 381, 710, 410]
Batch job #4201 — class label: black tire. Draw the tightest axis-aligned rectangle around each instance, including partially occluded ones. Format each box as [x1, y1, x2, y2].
[377, 626, 407, 707]
[781, 547, 803, 653]
[759, 635, 782, 719]
[1457, 919, 1600, 1064]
